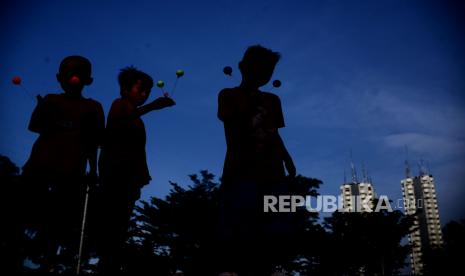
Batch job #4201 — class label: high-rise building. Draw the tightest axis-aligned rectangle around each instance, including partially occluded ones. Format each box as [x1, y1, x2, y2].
[401, 161, 443, 275]
[340, 161, 376, 212]
[341, 181, 376, 212]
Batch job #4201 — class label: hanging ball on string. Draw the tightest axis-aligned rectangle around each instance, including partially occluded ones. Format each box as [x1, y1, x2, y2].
[272, 80, 281, 88]
[12, 76, 22, 85]
[157, 80, 165, 88]
[176, 70, 184, 77]
[223, 66, 233, 76]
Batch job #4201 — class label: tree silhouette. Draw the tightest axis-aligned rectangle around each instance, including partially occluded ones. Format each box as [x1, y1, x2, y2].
[440, 219, 465, 274]
[422, 219, 465, 275]
[323, 200, 414, 276]
[0, 155, 23, 274]
[274, 176, 325, 275]
[0, 158, 429, 275]
[128, 172, 325, 275]
[130, 170, 220, 275]
[0, 154, 98, 274]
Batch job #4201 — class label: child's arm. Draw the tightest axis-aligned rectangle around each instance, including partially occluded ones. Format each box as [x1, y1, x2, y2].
[270, 94, 296, 178]
[87, 145, 98, 183]
[136, 96, 176, 117]
[111, 97, 175, 124]
[82, 101, 105, 186]
[28, 95, 50, 133]
[276, 132, 296, 178]
[88, 103, 105, 180]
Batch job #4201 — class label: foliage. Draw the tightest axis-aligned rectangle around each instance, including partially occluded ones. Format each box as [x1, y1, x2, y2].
[322, 199, 415, 275]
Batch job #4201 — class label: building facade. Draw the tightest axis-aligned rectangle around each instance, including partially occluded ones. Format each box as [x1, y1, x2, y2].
[341, 182, 376, 212]
[401, 173, 443, 275]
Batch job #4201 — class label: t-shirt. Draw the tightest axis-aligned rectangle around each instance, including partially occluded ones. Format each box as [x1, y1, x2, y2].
[22, 93, 104, 179]
[218, 87, 286, 183]
[98, 98, 151, 188]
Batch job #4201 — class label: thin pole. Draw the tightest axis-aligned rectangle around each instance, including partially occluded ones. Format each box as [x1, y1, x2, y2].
[20, 84, 35, 101]
[76, 184, 90, 275]
[171, 77, 179, 97]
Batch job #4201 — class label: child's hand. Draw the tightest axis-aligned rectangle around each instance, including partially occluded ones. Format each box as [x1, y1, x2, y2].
[149, 96, 176, 110]
[284, 157, 296, 178]
[36, 95, 44, 105]
[86, 171, 99, 190]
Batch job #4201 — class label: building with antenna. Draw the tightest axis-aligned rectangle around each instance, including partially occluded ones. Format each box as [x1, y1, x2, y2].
[401, 159, 443, 275]
[340, 160, 376, 212]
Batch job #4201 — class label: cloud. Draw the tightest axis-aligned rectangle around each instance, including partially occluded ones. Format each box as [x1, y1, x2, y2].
[384, 132, 465, 160]
[286, 72, 465, 139]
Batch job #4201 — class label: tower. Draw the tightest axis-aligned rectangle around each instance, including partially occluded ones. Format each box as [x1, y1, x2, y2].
[401, 161, 443, 275]
[341, 159, 376, 212]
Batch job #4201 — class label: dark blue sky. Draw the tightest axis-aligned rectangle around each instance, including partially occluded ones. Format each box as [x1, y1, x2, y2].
[1, 0, 464, 224]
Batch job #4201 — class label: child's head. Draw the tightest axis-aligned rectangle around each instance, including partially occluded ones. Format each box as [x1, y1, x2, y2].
[118, 66, 154, 106]
[57, 56, 93, 95]
[239, 45, 281, 88]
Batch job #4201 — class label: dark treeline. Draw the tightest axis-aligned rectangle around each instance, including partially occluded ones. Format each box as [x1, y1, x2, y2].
[1, 155, 464, 275]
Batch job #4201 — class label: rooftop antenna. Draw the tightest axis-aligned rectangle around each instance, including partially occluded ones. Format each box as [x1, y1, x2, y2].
[366, 166, 372, 184]
[404, 145, 411, 178]
[418, 158, 426, 176]
[426, 160, 432, 176]
[350, 149, 358, 184]
[361, 161, 368, 183]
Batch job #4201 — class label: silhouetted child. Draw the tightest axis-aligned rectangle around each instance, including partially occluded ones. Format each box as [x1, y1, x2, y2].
[21, 55, 104, 271]
[217, 45, 296, 274]
[97, 66, 175, 273]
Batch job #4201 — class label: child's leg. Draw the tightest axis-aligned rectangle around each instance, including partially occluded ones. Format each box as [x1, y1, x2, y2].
[97, 184, 140, 273]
